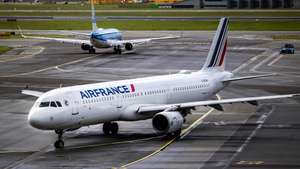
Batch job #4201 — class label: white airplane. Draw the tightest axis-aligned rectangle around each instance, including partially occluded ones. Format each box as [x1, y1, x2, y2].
[23, 18, 298, 149]
[19, 2, 178, 54]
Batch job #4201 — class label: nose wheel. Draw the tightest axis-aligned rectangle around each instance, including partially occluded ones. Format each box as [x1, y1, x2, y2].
[103, 122, 119, 135]
[54, 129, 64, 149]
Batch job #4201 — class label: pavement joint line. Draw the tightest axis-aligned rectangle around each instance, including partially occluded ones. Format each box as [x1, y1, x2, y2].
[221, 106, 275, 169]
[119, 94, 220, 168]
[64, 136, 162, 150]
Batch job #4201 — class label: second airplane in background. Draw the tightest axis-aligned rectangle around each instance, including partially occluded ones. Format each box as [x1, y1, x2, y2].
[20, 2, 178, 54]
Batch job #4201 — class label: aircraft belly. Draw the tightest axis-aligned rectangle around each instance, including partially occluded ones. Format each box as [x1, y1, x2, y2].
[80, 105, 120, 125]
[91, 39, 110, 48]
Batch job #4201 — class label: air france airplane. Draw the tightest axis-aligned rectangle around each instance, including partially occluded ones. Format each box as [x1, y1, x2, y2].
[19, 1, 178, 54]
[23, 18, 298, 149]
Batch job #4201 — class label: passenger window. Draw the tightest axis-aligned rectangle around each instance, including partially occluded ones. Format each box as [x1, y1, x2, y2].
[50, 102, 57, 107]
[39, 102, 50, 107]
[56, 101, 62, 107]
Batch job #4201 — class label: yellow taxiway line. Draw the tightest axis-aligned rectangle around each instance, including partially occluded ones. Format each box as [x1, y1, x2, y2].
[119, 94, 221, 168]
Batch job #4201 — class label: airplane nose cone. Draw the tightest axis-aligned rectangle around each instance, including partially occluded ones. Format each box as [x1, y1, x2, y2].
[28, 110, 49, 129]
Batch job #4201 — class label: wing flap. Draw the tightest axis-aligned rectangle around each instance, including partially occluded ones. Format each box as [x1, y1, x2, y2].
[138, 94, 298, 113]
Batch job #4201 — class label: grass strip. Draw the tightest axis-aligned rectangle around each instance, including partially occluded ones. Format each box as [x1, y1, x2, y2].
[272, 35, 300, 40]
[1, 11, 300, 17]
[1, 20, 300, 31]
[0, 46, 12, 54]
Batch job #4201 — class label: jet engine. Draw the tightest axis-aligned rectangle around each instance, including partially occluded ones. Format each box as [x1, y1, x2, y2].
[81, 43, 91, 50]
[125, 42, 133, 51]
[152, 111, 183, 134]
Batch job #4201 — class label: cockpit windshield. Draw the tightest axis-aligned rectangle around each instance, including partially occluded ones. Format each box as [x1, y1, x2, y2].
[39, 102, 50, 107]
[39, 101, 62, 108]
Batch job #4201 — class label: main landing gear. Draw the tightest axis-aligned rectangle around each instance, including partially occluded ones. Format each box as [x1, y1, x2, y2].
[113, 45, 122, 54]
[89, 47, 96, 54]
[103, 122, 119, 135]
[54, 129, 64, 149]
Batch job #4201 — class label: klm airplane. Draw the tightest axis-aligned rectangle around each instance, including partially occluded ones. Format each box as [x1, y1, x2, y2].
[20, 2, 178, 54]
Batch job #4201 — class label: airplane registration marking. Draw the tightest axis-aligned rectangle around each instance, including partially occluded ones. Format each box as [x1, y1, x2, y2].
[119, 94, 220, 168]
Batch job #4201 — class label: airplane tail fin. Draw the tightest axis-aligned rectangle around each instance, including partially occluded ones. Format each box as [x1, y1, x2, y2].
[201, 17, 229, 71]
[91, 0, 98, 32]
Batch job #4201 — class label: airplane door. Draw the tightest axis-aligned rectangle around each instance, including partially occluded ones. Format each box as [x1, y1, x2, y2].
[65, 92, 81, 126]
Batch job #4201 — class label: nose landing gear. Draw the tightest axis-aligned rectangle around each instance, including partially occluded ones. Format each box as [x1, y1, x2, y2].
[54, 129, 64, 149]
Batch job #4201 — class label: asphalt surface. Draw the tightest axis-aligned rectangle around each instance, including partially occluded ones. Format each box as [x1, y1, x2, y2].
[0, 31, 299, 169]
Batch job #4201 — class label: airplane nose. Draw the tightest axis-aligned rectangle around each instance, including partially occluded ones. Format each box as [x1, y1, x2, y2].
[28, 110, 48, 129]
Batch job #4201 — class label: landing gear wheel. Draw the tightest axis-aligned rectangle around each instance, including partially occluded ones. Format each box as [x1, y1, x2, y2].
[54, 129, 64, 149]
[110, 122, 119, 135]
[113, 46, 122, 54]
[103, 122, 111, 135]
[89, 48, 96, 54]
[102, 122, 119, 135]
[54, 140, 64, 149]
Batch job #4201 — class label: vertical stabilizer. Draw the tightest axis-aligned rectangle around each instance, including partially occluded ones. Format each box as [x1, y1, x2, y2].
[91, 0, 98, 32]
[201, 17, 229, 71]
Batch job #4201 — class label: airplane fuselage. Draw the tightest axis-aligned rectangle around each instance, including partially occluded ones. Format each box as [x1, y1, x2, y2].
[28, 71, 233, 130]
[90, 29, 122, 48]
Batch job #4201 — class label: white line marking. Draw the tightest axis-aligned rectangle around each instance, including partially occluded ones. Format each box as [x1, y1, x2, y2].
[222, 106, 275, 169]
[267, 54, 284, 66]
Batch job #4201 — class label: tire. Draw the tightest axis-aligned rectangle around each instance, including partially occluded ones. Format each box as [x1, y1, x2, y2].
[103, 122, 111, 135]
[110, 122, 119, 135]
[54, 140, 64, 149]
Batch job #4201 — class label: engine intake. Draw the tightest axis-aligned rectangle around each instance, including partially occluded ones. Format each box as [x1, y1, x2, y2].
[125, 43, 133, 51]
[81, 43, 91, 50]
[152, 111, 183, 134]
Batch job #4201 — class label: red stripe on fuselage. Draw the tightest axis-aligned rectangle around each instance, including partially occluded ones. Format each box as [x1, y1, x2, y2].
[130, 84, 135, 92]
[218, 40, 227, 66]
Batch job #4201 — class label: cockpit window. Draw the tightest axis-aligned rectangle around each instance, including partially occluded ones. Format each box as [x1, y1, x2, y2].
[56, 101, 62, 107]
[50, 101, 57, 107]
[39, 102, 50, 107]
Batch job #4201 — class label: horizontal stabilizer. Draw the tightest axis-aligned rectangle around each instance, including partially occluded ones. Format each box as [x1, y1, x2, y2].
[22, 90, 44, 97]
[222, 73, 277, 82]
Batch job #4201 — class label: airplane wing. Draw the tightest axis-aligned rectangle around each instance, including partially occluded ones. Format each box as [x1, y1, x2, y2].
[21, 34, 91, 45]
[222, 73, 277, 82]
[137, 94, 298, 113]
[107, 35, 180, 46]
[22, 90, 44, 97]
[18, 27, 91, 45]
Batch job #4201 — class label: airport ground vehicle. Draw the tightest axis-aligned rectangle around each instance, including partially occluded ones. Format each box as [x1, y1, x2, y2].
[280, 43, 295, 54]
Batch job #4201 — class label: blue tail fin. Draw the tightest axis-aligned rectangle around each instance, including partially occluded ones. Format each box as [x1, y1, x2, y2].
[201, 17, 229, 71]
[91, 0, 98, 32]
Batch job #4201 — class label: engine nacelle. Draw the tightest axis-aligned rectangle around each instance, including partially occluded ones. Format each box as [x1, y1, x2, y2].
[125, 42, 133, 51]
[152, 111, 183, 134]
[81, 43, 91, 50]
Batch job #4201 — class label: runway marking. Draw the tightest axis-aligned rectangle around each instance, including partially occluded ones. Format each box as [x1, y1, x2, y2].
[120, 94, 220, 168]
[267, 54, 284, 66]
[0, 46, 44, 63]
[222, 106, 275, 169]
[2, 55, 96, 77]
[3, 145, 52, 169]
[250, 52, 279, 72]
